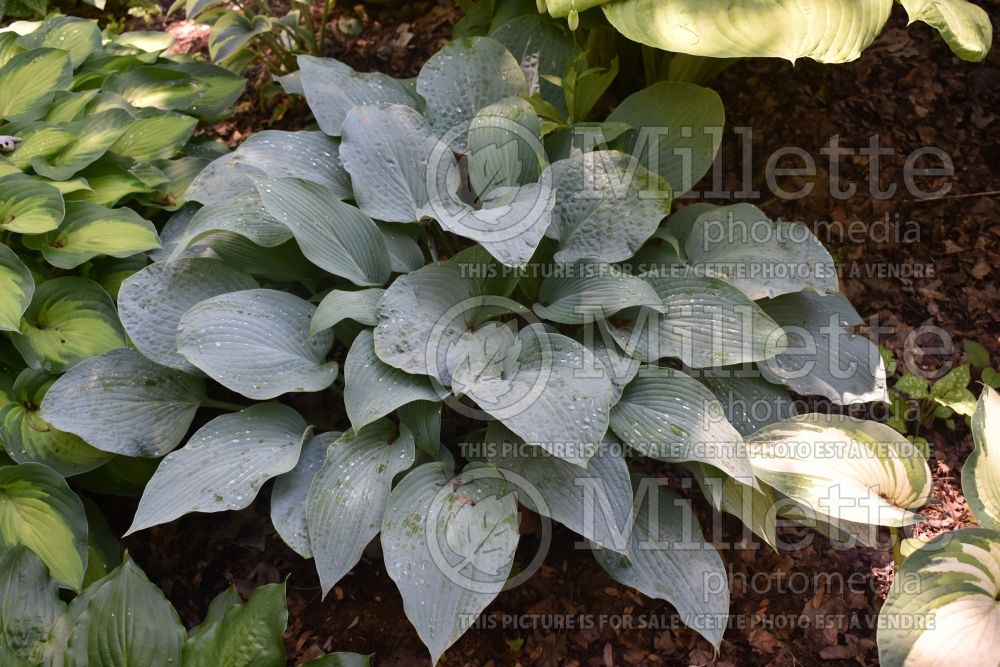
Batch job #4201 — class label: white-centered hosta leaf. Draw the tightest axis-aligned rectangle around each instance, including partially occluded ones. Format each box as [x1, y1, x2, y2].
[38, 201, 161, 269]
[12, 277, 126, 373]
[254, 176, 392, 286]
[0, 244, 32, 333]
[534, 262, 663, 324]
[307, 420, 416, 596]
[757, 291, 888, 404]
[897, 0, 992, 62]
[40, 348, 206, 457]
[30, 109, 134, 181]
[878, 528, 1000, 667]
[0, 174, 65, 234]
[606, 81, 724, 195]
[698, 372, 795, 437]
[602, 0, 893, 63]
[687, 463, 779, 550]
[297, 55, 417, 136]
[682, 203, 839, 299]
[128, 403, 309, 534]
[118, 258, 258, 372]
[186, 130, 351, 205]
[0, 546, 65, 664]
[169, 193, 292, 258]
[0, 463, 87, 591]
[177, 289, 339, 400]
[310, 288, 384, 337]
[381, 462, 519, 664]
[592, 482, 728, 650]
[182, 582, 288, 667]
[344, 330, 441, 431]
[415, 37, 528, 150]
[610, 366, 753, 481]
[747, 414, 932, 529]
[271, 431, 339, 558]
[545, 150, 672, 263]
[0, 48, 72, 119]
[963, 386, 1000, 531]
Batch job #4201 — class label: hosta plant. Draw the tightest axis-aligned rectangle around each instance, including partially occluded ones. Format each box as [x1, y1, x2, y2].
[20, 33, 942, 663]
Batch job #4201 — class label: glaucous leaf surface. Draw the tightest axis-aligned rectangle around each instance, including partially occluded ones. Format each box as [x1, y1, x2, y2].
[697, 372, 795, 437]
[271, 431, 338, 558]
[310, 288, 384, 337]
[168, 194, 291, 258]
[534, 262, 663, 324]
[0, 547, 64, 664]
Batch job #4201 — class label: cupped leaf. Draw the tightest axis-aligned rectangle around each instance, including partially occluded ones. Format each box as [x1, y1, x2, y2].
[963, 386, 1000, 531]
[467, 96, 544, 196]
[177, 289, 339, 400]
[271, 431, 338, 558]
[41, 348, 206, 457]
[307, 420, 416, 596]
[118, 258, 258, 372]
[38, 201, 161, 269]
[0, 48, 71, 119]
[0, 244, 32, 332]
[0, 463, 87, 590]
[127, 403, 309, 534]
[182, 582, 288, 667]
[12, 277, 126, 373]
[0, 174, 64, 234]
[169, 194, 291, 257]
[0, 547, 64, 664]
[897, 0, 992, 62]
[534, 262, 663, 324]
[311, 288, 384, 337]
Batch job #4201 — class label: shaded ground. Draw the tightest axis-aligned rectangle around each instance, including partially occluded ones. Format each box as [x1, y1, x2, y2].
[109, 2, 999, 665]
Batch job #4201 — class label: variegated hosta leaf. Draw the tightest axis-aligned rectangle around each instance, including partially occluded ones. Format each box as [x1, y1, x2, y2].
[682, 203, 839, 299]
[963, 386, 1000, 531]
[381, 462, 519, 664]
[0, 547, 65, 664]
[311, 288, 384, 337]
[610, 366, 753, 480]
[897, 0, 992, 62]
[41, 349, 206, 458]
[592, 481, 729, 650]
[30, 109, 134, 181]
[605, 273, 783, 368]
[297, 55, 418, 137]
[109, 113, 198, 162]
[757, 291, 888, 404]
[697, 371, 795, 437]
[271, 431, 339, 558]
[0, 48, 72, 119]
[185, 130, 351, 205]
[127, 403, 309, 534]
[601, 0, 893, 63]
[177, 289, 339, 400]
[687, 463, 779, 550]
[878, 528, 1000, 667]
[747, 414, 932, 529]
[534, 262, 663, 324]
[0, 174, 65, 234]
[16, 16, 101, 68]
[545, 150, 672, 263]
[0, 244, 32, 333]
[36, 201, 161, 270]
[307, 420, 416, 596]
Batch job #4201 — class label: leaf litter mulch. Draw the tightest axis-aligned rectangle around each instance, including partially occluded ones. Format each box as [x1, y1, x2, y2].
[109, 2, 1000, 665]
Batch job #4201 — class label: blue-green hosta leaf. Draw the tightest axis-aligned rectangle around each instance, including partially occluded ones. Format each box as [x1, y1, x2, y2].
[62, 555, 185, 667]
[0, 547, 64, 664]
[0, 48, 71, 119]
[109, 113, 197, 162]
[747, 414, 931, 529]
[37, 201, 161, 270]
[467, 96, 543, 197]
[605, 272, 783, 367]
[451, 324, 614, 465]
[178, 289, 339, 400]
[311, 288, 384, 337]
[0, 244, 32, 332]
[415, 37, 528, 149]
[897, 0, 992, 61]
[605, 81, 724, 195]
[297, 55, 417, 136]
[186, 130, 351, 205]
[118, 258, 258, 372]
[40, 349, 205, 457]
[593, 482, 729, 649]
[602, 0, 893, 63]
[381, 462, 518, 664]
[128, 403, 309, 534]
[168, 194, 291, 259]
[757, 291, 888, 404]
[0, 369, 111, 476]
[0, 463, 87, 590]
[377, 222, 425, 273]
[534, 262, 663, 324]
[30, 109, 133, 181]
[697, 372, 795, 437]
[963, 386, 1000, 531]
[271, 431, 338, 557]
[344, 330, 441, 431]
[398, 400, 443, 458]
[610, 366, 753, 480]
[490, 14, 574, 113]
[182, 582, 288, 667]
[584, 336, 640, 406]
[682, 203, 839, 299]
[307, 420, 416, 596]
[254, 176, 392, 286]
[546, 150, 672, 263]
[0, 173, 64, 234]
[208, 12, 272, 64]
[12, 277, 126, 373]
[16, 17, 101, 68]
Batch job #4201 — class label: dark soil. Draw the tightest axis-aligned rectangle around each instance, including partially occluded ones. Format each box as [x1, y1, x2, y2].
[104, 2, 1000, 666]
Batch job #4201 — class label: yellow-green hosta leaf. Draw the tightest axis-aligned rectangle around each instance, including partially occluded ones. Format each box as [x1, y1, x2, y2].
[12, 277, 126, 373]
[7, 126, 73, 171]
[602, 0, 893, 63]
[0, 48, 72, 119]
[0, 174, 64, 234]
[38, 201, 161, 269]
[963, 386, 1000, 531]
[30, 109, 134, 181]
[878, 528, 1000, 667]
[102, 66, 202, 111]
[15, 16, 102, 68]
[0, 244, 33, 332]
[897, 0, 992, 61]
[109, 113, 197, 162]
[0, 462, 88, 591]
[747, 414, 932, 530]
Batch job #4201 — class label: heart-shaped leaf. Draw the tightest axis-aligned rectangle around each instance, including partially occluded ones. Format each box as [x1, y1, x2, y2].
[38, 201, 161, 270]
[0, 174, 64, 234]
[0, 244, 33, 332]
